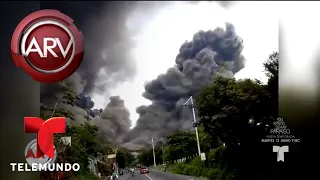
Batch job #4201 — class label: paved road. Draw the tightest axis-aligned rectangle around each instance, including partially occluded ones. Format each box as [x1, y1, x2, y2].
[117, 169, 206, 180]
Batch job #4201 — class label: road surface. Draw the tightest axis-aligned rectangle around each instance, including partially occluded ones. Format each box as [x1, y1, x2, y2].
[116, 169, 206, 180]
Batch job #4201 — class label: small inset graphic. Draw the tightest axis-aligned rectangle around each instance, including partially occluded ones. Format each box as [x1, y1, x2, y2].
[25, 139, 58, 170]
[272, 145, 289, 162]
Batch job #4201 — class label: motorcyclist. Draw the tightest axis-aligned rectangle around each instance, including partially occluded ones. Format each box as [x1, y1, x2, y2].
[130, 168, 134, 176]
[110, 172, 118, 180]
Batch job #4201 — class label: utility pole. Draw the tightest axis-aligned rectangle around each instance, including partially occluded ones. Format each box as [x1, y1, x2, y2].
[115, 145, 119, 174]
[183, 96, 201, 157]
[151, 138, 156, 168]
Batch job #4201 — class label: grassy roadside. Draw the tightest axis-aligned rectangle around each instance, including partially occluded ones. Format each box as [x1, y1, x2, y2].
[164, 157, 226, 180]
[151, 164, 208, 180]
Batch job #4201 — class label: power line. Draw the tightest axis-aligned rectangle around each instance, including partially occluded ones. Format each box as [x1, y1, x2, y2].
[92, 84, 105, 91]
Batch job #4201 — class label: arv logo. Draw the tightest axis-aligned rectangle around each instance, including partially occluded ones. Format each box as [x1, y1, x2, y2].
[273, 145, 289, 162]
[24, 37, 73, 58]
[11, 9, 84, 83]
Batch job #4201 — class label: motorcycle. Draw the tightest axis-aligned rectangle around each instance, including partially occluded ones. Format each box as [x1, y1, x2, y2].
[110, 174, 118, 180]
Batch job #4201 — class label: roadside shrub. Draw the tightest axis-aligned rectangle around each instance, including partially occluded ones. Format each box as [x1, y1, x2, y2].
[206, 168, 223, 180]
[170, 157, 209, 177]
[171, 162, 186, 174]
[189, 157, 206, 177]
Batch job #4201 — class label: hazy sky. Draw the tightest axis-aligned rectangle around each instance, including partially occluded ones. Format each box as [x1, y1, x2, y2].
[91, 1, 279, 126]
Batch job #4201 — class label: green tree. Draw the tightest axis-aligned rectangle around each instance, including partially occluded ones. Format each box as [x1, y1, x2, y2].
[164, 131, 198, 162]
[137, 149, 153, 166]
[198, 126, 216, 152]
[116, 150, 126, 168]
[264, 52, 279, 117]
[124, 152, 136, 167]
[115, 149, 137, 168]
[137, 142, 166, 167]
[154, 142, 165, 165]
[195, 52, 279, 179]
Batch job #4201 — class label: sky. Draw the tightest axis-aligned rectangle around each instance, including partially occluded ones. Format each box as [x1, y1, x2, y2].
[90, 1, 279, 127]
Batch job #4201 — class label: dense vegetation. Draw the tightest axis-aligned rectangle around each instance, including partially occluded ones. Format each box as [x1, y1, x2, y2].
[116, 148, 136, 168]
[137, 52, 279, 180]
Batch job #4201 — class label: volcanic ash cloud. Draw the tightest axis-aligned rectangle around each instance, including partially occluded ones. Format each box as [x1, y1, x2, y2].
[91, 96, 131, 144]
[122, 23, 245, 149]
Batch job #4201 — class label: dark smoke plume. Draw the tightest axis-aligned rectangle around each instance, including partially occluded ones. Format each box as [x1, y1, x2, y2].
[40, 2, 243, 148]
[78, 1, 171, 95]
[91, 96, 131, 144]
[122, 23, 245, 149]
[40, 2, 166, 124]
[41, 2, 139, 98]
[41, 2, 170, 120]
[75, 94, 102, 117]
[41, 72, 86, 106]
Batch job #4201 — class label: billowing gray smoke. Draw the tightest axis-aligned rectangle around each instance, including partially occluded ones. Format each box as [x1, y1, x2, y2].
[78, 1, 173, 95]
[91, 96, 131, 144]
[41, 2, 138, 100]
[40, 2, 244, 147]
[75, 94, 103, 117]
[40, 72, 102, 122]
[41, 1, 171, 122]
[122, 23, 245, 149]
[41, 72, 86, 106]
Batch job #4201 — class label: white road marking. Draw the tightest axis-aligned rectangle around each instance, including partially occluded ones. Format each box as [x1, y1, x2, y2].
[145, 174, 154, 180]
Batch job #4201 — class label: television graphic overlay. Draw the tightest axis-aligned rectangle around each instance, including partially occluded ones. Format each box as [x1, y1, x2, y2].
[11, 9, 84, 83]
[273, 145, 289, 162]
[25, 139, 58, 168]
[11, 116, 81, 172]
[24, 117, 66, 158]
